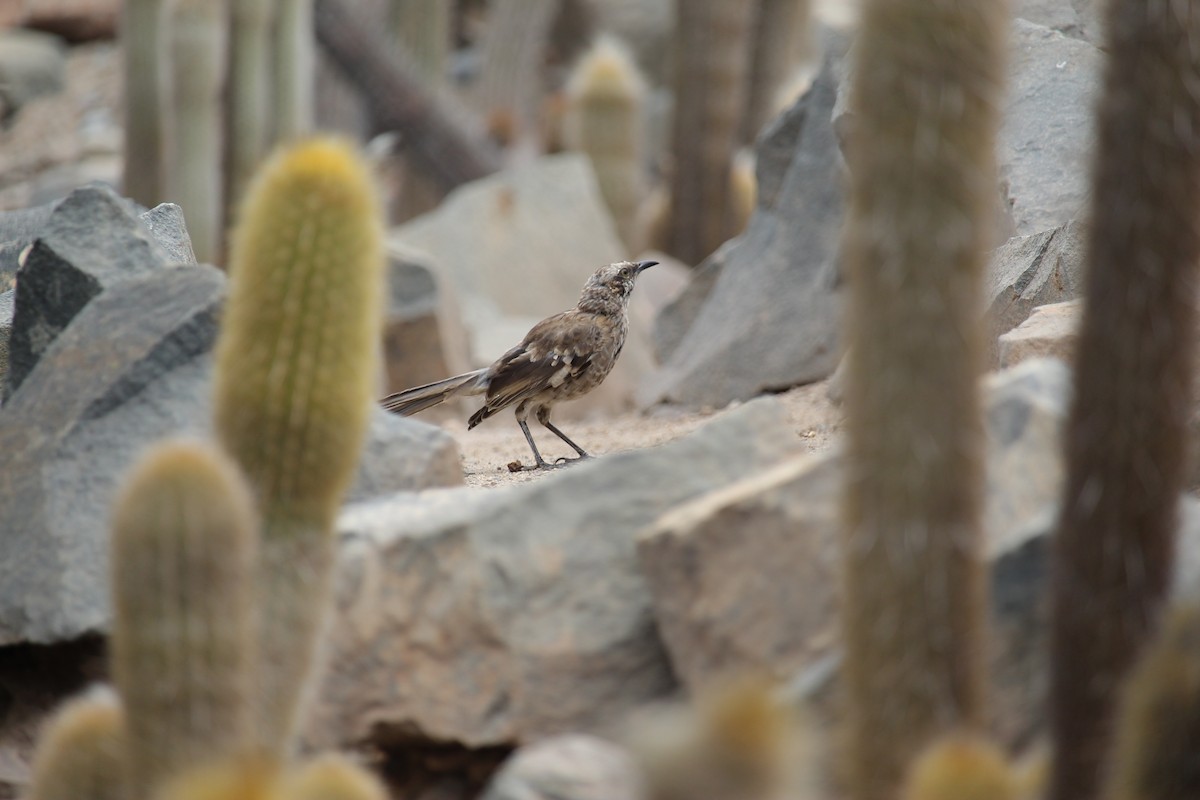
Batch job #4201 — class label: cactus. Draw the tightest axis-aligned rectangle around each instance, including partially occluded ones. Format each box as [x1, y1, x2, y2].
[1104, 602, 1200, 800]
[665, 0, 757, 265]
[1048, 4, 1200, 799]
[838, 0, 1007, 797]
[273, 0, 315, 142]
[213, 137, 385, 755]
[563, 36, 646, 252]
[741, 0, 812, 144]
[472, 0, 558, 149]
[902, 735, 1017, 800]
[166, 0, 228, 265]
[284, 754, 388, 800]
[389, 0, 451, 86]
[28, 687, 126, 800]
[120, 0, 167, 206]
[110, 438, 258, 799]
[159, 756, 281, 800]
[630, 678, 808, 800]
[226, 0, 275, 227]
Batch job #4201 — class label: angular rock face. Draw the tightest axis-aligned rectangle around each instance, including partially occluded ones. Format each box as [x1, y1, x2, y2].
[308, 398, 801, 750]
[997, 299, 1080, 368]
[985, 221, 1085, 363]
[482, 735, 643, 800]
[0, 290, 12, 389]
[635, 359, 1078, 748]
[0, 193, 463, 647]
[641, 54, 845, 409]
[1000, 20, 1100, 236]
[5, 186, 170, 398]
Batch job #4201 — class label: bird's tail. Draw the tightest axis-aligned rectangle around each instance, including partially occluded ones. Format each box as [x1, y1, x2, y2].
[380, 369, 488, 416]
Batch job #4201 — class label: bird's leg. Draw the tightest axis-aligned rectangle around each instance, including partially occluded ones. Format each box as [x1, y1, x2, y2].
[540, 417, 591, 462]
[516, 419, 554, 471]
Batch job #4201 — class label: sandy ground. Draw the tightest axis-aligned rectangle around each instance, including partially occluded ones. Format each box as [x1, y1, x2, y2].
[417, 380, 846, 489]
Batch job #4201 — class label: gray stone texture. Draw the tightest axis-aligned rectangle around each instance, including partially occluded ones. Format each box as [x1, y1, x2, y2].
[482, 735, 643, 800]
[641, 55, 845, 409]
[307, 398, 801, 750]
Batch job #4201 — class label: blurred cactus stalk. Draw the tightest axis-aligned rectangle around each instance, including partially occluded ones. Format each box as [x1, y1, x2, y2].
[564, 35, 647, 253]
[121, 0, 167, 206]
[274, 0, 316, 142]
[741, 0, 813, 144]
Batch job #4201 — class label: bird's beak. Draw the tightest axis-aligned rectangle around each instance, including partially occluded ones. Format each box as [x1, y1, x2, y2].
[635, 260, 659, 273]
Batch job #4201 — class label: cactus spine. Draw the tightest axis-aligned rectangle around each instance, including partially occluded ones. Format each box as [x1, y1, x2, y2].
[226, 0, 275, 225]
[121, 0, 166, 206]
[563, 36, 646, 252]
[213, 137, 384, 755]
[1048, 4, 1200, 799]
[274, 0, 315, 142]
[110, 439, 258, 799]
[665, 0, 757, 265]
[1104, 602, 1200, 800]
[285, 754, 389, 800]
[167, 0, 228, 265]
[902, 735, 1017, 800]
[838, 1, 1006, 797]
[741, 0, 812, 144]
[28, 688, 126, 800]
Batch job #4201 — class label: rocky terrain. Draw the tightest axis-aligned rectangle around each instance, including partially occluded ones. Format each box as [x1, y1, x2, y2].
[4, 1, 1193, 799]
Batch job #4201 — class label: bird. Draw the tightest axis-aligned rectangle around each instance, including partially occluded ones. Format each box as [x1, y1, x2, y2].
[381, 259, 658, 471]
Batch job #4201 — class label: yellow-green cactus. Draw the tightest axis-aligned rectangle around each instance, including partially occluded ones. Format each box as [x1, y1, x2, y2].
[284, 754, 388, 800]
[1104, 603, 1200, 800]
[902, 735, 1017, 800]
[838, 1, 1008, 797]
[564, 35, 647, 251]
[28, 687, 126, 800]
[159, 756, 282, 800]
[213, 137, 384, 755]
[110, 439, 258, 799]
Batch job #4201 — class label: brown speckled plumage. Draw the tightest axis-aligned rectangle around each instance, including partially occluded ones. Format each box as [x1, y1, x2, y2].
[381, 260, 656, 470]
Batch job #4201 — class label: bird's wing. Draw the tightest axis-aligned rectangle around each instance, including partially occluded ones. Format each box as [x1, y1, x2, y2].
[481, 312, 603, 412]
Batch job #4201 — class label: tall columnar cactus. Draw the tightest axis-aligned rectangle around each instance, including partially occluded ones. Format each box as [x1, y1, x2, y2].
[1104, 603, 1200, 800]
[389, 0, 451, 86]
[563, 36, 646, 251]
[838, 1, 1007, 797]
[472, 0, 558, 148]
[167, 0, 228, 265]
[226, 0, 275, 226]
[28, 688, 126, 800]
[740, 0, 812, 144]
[121, 0, 166, 206]
[110, 439, 258, 799]
[159, 757, 281, 800]
[274, 0, 315, 142]
[285, 754, 388, 800]
[213, 137, 384, 755]
[1048, 4, 1200, 799]
[902, 736, 1017, 800]
[665, 0, 757, 266]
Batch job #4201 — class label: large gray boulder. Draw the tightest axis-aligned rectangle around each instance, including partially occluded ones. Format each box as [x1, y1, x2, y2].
[1015, 0, 1102, 43]
[1000, 20, 1101, 237]
[641, 53, 845, 409]
[482, 735, 643, 800]
[4, 186, 185, 398]
[985, 221, 1086, 363]
[0, 290, 12, 390]
[306, 397, 801, 750]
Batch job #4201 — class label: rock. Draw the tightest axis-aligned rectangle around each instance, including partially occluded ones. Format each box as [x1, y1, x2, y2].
[381, 246, 471, 413]
[1000, 20, 1101, 236]
[0, 291, 11, 391]
[625, 251, 688, 370]
[985, 222, 1085, 363]
[308, 397, 801, 750]
[636, 359, 1074, 729]
[133, 203, 196, 266]
[391, 154, 645, 419]
[0, 30, 65, 124]
[0, 264, 462, 646]
[0, 202, 60, 290]
[650, 241, 731, 366]
[641, 53, 845, 409]
[997, 299, 1080, 368]
[4, 186, 168, 398]
[1016, 0, 1102, 42]
[482, 735, 643, 800]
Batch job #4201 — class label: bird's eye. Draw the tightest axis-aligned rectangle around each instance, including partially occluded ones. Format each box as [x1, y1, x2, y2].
[621, 267, 632, 278]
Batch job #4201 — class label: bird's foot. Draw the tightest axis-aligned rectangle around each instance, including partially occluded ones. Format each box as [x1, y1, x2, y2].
[506, 456, 587, 472]
[554, 454, 590, 465]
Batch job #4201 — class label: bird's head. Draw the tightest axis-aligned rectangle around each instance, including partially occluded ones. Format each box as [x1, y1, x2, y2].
[578, 260, 658, 314]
